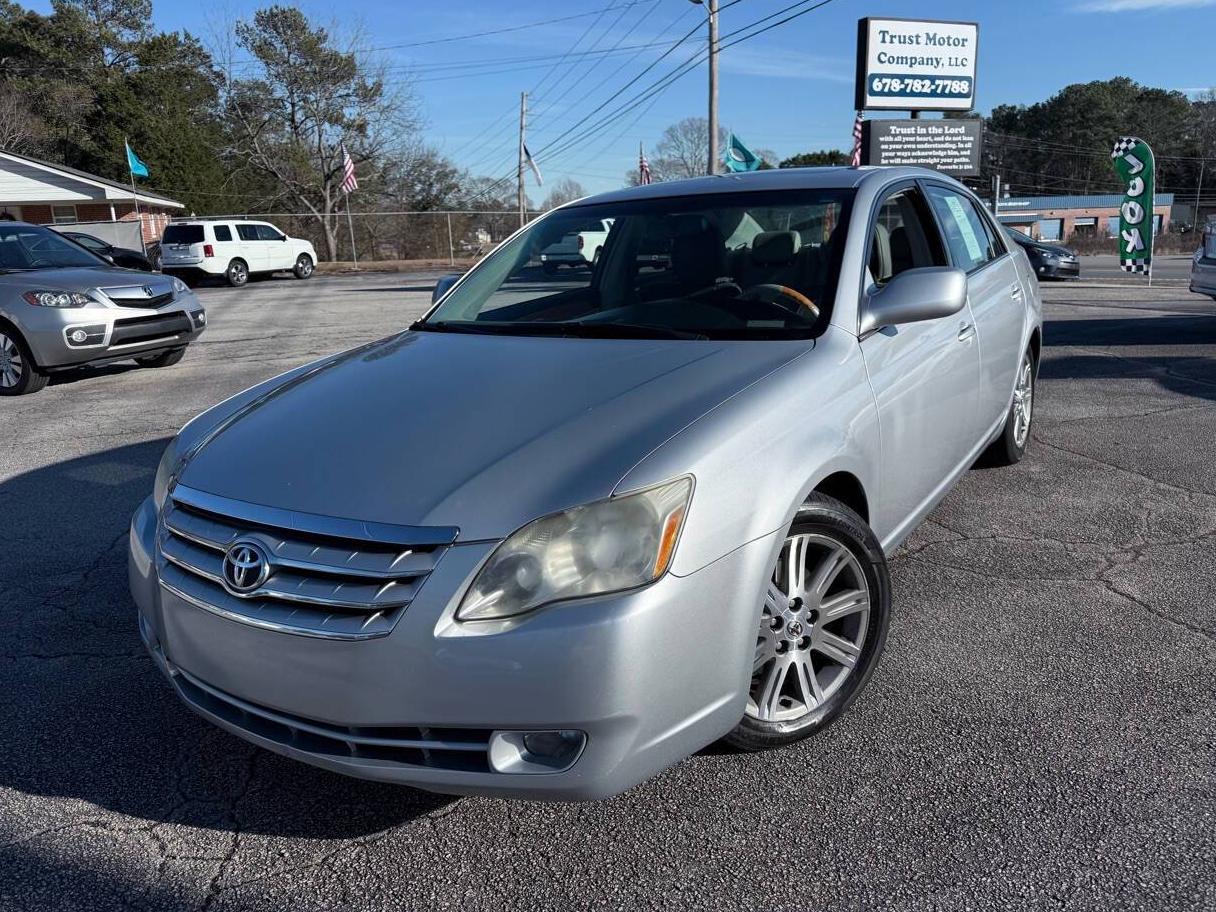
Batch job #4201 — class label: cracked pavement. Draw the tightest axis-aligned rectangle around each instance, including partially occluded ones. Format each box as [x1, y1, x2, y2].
[1, 272, 1213, 910]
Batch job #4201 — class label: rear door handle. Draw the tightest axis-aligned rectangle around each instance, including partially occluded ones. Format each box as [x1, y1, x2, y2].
[958, 323, 975, 342]
[1010, 282, 1023, 299]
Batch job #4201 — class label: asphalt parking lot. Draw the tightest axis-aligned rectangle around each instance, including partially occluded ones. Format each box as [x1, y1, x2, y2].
[1, 269, 1214, 911]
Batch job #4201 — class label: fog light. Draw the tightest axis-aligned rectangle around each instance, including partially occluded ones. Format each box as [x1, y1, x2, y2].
[488, 729, 586, 774]
[69, 329, 88, 343]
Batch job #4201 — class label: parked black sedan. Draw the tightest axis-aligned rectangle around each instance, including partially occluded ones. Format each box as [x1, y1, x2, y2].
[1005, 228, 1080, 280]
[61, 231, 156, 272]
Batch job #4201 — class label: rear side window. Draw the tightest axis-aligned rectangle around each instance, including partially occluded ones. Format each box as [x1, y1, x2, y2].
[924, 186, 1000, 273]
[256, 224, 285, 241]
[236, 224, 260, 241]
[163, 225, 204, 245]
[213, 224, 233, 242]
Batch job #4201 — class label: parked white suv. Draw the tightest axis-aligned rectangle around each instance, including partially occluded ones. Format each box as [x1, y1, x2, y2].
[539, 218, 612, 273]
[160, 220, 317, 288]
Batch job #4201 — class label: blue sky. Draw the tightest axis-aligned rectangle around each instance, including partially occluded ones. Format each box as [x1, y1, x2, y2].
[30, 0, 1216, 195]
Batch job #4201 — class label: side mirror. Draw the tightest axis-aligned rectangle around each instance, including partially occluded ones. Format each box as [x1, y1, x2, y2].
[431, 272, 463, 303]
[860, 266, 967, 335]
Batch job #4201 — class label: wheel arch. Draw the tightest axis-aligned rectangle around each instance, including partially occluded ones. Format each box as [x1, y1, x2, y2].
[0, 316, 38, 367]
[1028, 326, 1042, 368]
[808, 471, 869, 523]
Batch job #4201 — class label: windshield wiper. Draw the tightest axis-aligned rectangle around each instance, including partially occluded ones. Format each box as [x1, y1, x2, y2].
[415, 320, 707, 341]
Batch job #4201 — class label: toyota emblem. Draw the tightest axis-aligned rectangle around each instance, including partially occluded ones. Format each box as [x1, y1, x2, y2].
[221, 540, 271, 595]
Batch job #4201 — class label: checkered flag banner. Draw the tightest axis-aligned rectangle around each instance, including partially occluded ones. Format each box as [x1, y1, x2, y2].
[1110, 135, 1155, 277]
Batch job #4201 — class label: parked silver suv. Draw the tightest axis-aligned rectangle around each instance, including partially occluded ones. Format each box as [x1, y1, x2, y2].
[130, 167, 1041, 800]
[0, 221, 205, 395]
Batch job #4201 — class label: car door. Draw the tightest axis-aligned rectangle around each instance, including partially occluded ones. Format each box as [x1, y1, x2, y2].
[923, 183, 1026, 433]
[235, 223, 267, 272]
[858, 183, 984, 541]
[257, 223, 294, 270]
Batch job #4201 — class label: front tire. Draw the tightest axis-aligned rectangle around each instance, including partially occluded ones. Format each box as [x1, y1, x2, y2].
[980, 347, 1036, 467]
[225, 259, 249, 287]
[724, 494, 891, 752]
[0, 327, 49, 396]
[293, 253, 314, 279]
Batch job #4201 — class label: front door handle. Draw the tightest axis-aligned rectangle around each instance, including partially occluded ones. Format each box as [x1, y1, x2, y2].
[1010, 282, 1023, 299]
[958, 322, 975, 342]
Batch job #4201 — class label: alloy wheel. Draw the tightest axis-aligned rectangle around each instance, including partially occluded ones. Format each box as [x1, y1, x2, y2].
[230, 262, 248, 284]
[0, 332, 24, 389]
[297, 255, 313, 277]
[1012, 354, 1034, 448]
[746, 533, 871, 723]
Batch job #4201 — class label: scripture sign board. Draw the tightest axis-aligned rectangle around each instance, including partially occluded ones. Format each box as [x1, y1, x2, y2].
[1110, 136, 1156, 275]
[863, 118, 983, 176]
[855, 18, 979, 112]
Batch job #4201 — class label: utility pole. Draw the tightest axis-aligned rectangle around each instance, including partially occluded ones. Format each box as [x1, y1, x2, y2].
[517, 91, 527, 229]
[707, 0, 719, 175]
[1194, 159, 1206, 233]
[992, 173, 1002, 218]
[690, 0, 719, 175]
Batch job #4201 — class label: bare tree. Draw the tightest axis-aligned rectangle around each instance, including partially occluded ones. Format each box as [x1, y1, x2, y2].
[0, 87, 48, 156]
[222, 6, 419, 260]
[541, 177, 586, 210]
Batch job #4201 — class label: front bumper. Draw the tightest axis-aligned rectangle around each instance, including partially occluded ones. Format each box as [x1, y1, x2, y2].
[1190, 260, 1216, 296]
[17, 295, 206, 369]
[129, 495, 776, 800]
[1033, 258, 1079, 279]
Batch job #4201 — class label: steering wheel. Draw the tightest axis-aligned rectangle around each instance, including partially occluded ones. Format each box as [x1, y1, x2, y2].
[739, 283, 819, 319]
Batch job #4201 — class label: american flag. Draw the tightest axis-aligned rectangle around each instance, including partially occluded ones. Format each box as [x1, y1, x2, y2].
[340, 144, 358, 194]
[639, 143, 652, 185]
[850, 111, 864, 167]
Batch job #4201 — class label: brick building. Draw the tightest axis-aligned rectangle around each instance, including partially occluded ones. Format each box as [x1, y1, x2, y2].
[992, 192, 1174, 243]
[0, 149, 184, 244]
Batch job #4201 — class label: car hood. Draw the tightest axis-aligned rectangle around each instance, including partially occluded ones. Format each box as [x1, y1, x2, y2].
[1026, 241, 1073, 257]
[0, 265, 162, 287]
[178, 330, 811, 540]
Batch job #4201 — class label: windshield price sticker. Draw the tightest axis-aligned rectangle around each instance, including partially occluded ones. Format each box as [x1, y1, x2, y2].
[856, 18, 978, 112]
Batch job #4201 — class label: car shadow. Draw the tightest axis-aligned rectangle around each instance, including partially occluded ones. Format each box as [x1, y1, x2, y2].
[0, 438, 455, 847]
[46, 361, 143, 387]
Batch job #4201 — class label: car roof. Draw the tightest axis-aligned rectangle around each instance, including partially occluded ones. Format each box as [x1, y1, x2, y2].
[571, 166, 964, 207]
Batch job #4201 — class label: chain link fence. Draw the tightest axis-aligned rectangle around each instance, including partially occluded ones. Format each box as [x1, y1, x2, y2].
[177, 211, 545, 266]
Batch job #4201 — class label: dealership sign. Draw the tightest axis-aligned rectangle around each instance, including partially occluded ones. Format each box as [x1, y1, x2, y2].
[1110, 136, 1156, 275]
[855, 18, 979, 112]
[863, 118, 982, 176]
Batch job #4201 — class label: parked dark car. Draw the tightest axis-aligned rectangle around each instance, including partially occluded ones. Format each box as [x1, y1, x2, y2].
[62, 231, 156, 272]
[1005, 228, 1079, 280]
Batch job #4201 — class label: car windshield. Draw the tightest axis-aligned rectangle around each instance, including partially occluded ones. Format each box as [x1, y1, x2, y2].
[0, 223, 108, 271]
[421, 188, 853, 341]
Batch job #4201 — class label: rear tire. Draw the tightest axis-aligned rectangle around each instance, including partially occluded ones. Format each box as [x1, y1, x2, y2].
[135, 346, 186, 369]
[226, 259, 249, 287]
[0, 327, 49, 396]
[293, 254, 314, 279]
[723, 493, 891, 752]
[980, 346, 1036, 467]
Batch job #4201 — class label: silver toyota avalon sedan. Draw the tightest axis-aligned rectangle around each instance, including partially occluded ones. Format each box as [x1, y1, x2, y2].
[0, 221, 205, 395]
[129, 167, 1042, 800]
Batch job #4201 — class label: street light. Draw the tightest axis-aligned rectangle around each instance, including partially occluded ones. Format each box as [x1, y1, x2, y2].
[689, 0, 719, 176]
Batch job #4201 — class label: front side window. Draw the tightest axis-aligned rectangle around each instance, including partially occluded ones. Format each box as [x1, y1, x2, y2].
[256, 224, 285, 241]
[924, 185, 999, 273]
[0, 223, 107, 270]
[236, 224, 260, 241]
[422, 189, 853, 341]
[867, 188, 945, 286]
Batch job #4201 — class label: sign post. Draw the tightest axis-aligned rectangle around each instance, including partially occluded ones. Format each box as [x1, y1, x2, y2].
[1110, 136, 1156, 283]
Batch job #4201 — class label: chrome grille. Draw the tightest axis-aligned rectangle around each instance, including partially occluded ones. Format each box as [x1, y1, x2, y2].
[157, 485, 457, 639]
[102, 284, 176, 309]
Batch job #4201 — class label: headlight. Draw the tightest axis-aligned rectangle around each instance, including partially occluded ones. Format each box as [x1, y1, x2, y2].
[456, 476, 693, 622]
[152, 438, 183, 510]
[172, 277, 188, 294]
[22, 290, 97, 307]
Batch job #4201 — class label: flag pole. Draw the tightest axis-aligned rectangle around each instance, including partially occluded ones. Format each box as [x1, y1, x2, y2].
[126, 137, 146, 255]
[345, 192, 358, 271]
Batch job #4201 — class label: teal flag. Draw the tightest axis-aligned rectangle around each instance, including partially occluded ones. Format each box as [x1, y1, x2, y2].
[1110, 136, 1155, 276]
[724, 133, 761, 173]
[125, 141, 149, 179]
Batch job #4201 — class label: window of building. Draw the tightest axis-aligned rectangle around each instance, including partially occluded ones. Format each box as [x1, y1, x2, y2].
[1106, 216, 1120, 238]
[1037, 219, 1063, 241]
[212, 224, 233, 242]
[51, 205, 78, 225]
[1153, 214, 1162, 236]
